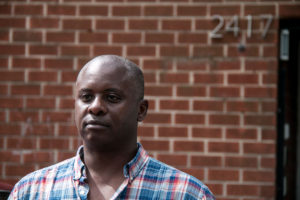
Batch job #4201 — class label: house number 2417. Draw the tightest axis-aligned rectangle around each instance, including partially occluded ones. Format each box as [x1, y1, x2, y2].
[210, 14, 273, 39]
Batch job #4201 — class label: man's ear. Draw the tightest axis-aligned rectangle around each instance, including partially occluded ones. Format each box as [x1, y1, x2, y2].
[137, 99, 148, 122]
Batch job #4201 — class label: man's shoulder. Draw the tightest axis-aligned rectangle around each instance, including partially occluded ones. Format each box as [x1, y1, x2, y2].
[144, 157, 215, 199]
[10, 156, 76, 195]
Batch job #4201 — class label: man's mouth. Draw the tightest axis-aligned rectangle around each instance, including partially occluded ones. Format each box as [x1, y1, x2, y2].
[84, 120, 110, 129]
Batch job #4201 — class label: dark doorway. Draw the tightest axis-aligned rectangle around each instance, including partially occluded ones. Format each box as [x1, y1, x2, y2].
[277, 19, 300, 200]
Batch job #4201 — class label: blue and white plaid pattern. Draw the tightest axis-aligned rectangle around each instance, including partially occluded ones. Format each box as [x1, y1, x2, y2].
[9, 144, 215, 200]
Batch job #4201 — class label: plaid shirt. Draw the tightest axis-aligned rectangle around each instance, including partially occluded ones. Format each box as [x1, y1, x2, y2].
[9, 143, 215, 200]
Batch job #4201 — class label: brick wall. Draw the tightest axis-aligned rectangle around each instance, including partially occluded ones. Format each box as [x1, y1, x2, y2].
[1, 0, 300, 199]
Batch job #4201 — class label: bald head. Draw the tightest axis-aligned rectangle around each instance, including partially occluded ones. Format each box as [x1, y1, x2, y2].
[76, 55, 145, 101]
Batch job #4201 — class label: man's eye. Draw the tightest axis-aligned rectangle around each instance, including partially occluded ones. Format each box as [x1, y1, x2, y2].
[80, 94, 93, 102]
[106, 94, 121, 103]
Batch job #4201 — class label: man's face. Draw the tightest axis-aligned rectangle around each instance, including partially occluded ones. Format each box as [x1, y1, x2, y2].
[74, 60, 145, 151]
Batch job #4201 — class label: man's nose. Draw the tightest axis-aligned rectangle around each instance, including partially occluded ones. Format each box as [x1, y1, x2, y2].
[88, 97, 107, 115]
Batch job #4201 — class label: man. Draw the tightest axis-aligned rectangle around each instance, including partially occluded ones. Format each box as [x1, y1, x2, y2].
[9, 55, 215, 200]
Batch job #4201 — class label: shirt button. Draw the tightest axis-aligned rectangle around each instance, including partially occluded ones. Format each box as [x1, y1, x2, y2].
[80, 190, 85, 195]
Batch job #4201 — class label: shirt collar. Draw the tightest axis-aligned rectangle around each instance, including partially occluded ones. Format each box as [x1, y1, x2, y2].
[73, 143, 149, 182]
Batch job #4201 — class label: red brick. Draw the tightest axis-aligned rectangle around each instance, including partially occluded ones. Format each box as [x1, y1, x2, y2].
[138, 126, 154, 137]
[40, 138, 70, 150]
[245, 87, 276, 98]
[228, 46, 260, 57]
[58, 125, 77, 136]
[127, 46, 155, 56]
[144, 6, 173, 16]
[225, 156, 258, 168]
[27, 124, 54, 136]
[191, 155, 222, 167]
[261, 157, 275, 169]
[13, 31, 42, 42]
[0, 85, 7, 95]
[176, 60, 207, 71]
[210, 114, 240, 125]
[11, 85, 40, 95]
[0, 44, 25, 55]
[193, 100, 223, 111]
[174, 141, 204, 152]
[157, 154, 187, 166]
[24, 152, 54, 163]
[244, 142, 275, 154]
[160, 72, 189, 84]
[211, 5, 240, 15]
[0, 151, 20, 162]
[162, 20, 191, 30]
[96, 19, 125, 30]
[192, 128, 222, 138]
[279, 5, 300, 17]
[45, 58, 73, 69]
[260, 185, 275, 198]
[244, 115, 275, 126]
[6, 164, 35, 176]
[160, 46, 189, 57]
[143, 72, 156, 83]
[47, 5, 76, 15]
[44, 85, 73, 96]
[245, 5, 275, 15]
[178, 33, 207, 44]
[63, 19, 91, 30]
[61, 71, 78, 82]
[211, 86, 240, 97]
[145, 86, 172, 96]
[227, 184, 259, 196]
[160, 100, 189, 110]
[15, 5, 43, 15]
[79, 33, 108, 43]
[58, 151, 75, 162]
[0, 71, 24, 81]
[194, 73, 224, 84]
[262, 129, 276, 140]
[61, 46, 90, 56]
[30, 18, 59, 28]
[0, 57, 8, 68]
[246, 32, 277, 44]
[29, 71, 57, 82]
[180, 168, 204, 181]
[228, 74, 258, 84]
[177, 86, 205, 97]
[158, 127, 188, 137]
[263, 73, 277, 84]
[177, 5, 206, 16]
[13, 58, 41, 69]
[175, 114, 205, 124]
[0, 5, 11, 15]
[144, 113, 171, 124]
[112, 6, 141, 16]
[10, 111, 39, 122]
[0, 124, 21, 135]
[79, 5, 108, 16]
[226, 128, 257, 140]
[113, 33, 141, 43]
[47, 32, 75, 43]
[245, 60, 277, 71]
[94, 45, 123, 55]
[140, 140, 169, 151]
[227, 101, 259, 112]
[195, 19, 215, 30]
[0, 98, 23, 109]
[58, 98, 74, 109]
[7, 138, 37, 149]
[214, 60, 240, 70]
[129, 19, 158, 30]
[0, 18, 25, 28]
[26, 98, 55, 109]
[209, 142, 239, 153]
[209, 169, 239, 181]
[243, 170, 274, 182]
[30, 45, 57, 55]
[145, 33, 174, 43]
[193, 46, 223, 57]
